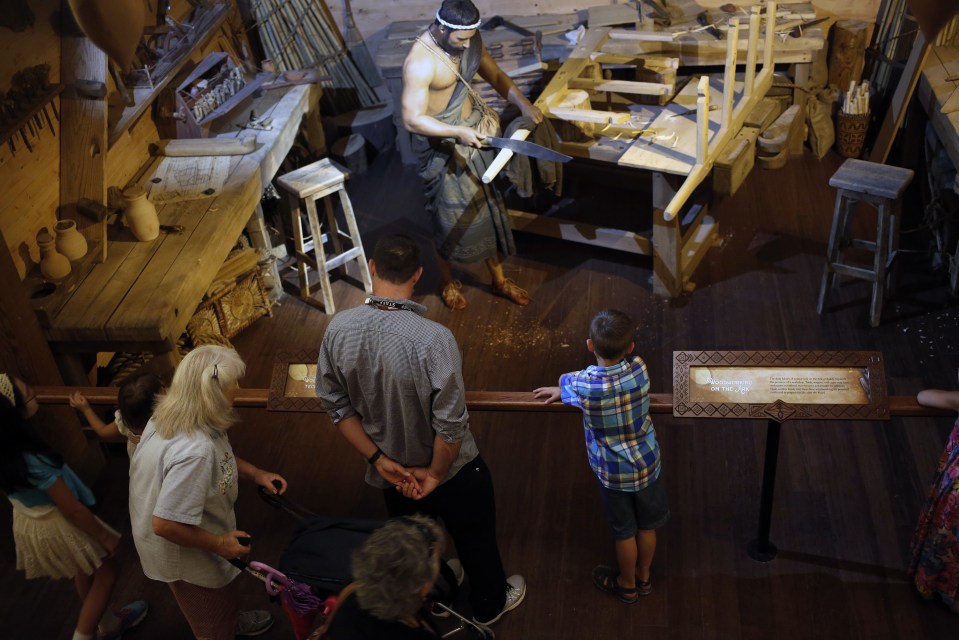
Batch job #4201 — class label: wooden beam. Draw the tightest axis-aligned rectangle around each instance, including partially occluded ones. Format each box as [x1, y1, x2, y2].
[30, 385, 957, 418]
[508, 209, 652, 255]
[868, 32, 931, 163]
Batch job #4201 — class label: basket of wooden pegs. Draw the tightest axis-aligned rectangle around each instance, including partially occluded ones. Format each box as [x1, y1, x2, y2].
[836, 80, 870, 158]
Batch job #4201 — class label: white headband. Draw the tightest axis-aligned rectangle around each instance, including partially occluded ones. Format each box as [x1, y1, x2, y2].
[435, 10, 481, 30]
[0, 373, 15, 406]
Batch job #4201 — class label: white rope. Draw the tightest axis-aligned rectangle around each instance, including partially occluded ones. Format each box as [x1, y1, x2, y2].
[435, 10, 481, 31]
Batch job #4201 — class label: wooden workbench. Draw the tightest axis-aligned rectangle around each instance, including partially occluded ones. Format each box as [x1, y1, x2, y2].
[38, 84, 315, 374]
[510, 10, 824, 298]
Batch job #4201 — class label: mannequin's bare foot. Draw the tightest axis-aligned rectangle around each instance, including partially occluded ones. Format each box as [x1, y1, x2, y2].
[441, 280, 467, 310]
[492, 278, 531, 306]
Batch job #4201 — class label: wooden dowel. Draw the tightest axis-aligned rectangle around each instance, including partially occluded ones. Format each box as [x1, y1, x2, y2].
[482, 129, 530, 184]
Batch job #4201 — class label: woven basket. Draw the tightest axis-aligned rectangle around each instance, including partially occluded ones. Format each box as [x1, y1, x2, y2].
[836, 112, 869, 158]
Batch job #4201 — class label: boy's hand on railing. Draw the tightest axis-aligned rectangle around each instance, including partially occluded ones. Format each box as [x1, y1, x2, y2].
[532, 386, 561, 404]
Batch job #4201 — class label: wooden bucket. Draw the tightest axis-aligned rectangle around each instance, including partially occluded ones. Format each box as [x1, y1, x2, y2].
[836, 112, 869, 158]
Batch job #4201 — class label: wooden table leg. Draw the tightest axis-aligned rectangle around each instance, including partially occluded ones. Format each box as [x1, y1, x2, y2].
[652, 172, 683, 297]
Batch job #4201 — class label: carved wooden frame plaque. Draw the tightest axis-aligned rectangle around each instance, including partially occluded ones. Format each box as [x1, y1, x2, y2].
[672, 351, 889, 422]
[267, 349, 324, 412]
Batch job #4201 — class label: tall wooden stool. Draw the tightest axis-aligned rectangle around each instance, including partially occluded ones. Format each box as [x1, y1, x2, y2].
[276, 158, 372, 314]
[816, 158, 913, 327]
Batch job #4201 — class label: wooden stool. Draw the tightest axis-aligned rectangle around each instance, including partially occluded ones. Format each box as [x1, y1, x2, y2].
[276, 158, 372, 314]
[816, 158, 913, 327]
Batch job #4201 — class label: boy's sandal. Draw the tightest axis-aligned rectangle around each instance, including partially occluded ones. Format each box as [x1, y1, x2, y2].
[591, 565, 640, 604]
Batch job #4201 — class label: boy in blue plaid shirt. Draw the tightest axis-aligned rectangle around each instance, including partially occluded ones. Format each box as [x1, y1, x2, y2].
[534, 309, 668, 603]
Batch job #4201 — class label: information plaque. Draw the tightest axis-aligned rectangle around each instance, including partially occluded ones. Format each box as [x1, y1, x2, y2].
[267, 350, 324, 412]
[673, 351, 889, 422]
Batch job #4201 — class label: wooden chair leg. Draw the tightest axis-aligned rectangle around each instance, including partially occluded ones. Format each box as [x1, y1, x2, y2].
[288, 194, 310, 298]
[869, 204, 890, 327]
[817, 190, 847, 315]
[305, 196, 336, 315]
[338, 189, 372, 293]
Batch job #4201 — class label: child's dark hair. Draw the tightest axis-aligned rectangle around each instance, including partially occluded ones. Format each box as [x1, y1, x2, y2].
[117, 371, 163, 432]
[589, 309, 635, 360]
[0, 376, 63, 494]
[372, 234, 421, 284]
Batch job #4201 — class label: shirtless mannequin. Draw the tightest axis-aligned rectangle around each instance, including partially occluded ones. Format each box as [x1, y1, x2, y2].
[401, 0, 543, 310]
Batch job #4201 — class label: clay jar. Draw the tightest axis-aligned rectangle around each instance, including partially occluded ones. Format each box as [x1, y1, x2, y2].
[122, 186, 159, 242]
[37, 230, 71, 281]
[54, 219, 88, 260]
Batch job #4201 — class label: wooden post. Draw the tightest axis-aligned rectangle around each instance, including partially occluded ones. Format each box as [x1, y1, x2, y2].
[744, 7, 761, 98]
[763, 1, 777, 71]
[652, 172, 683, 297]
[60, 30, 108, 260]
[722, 18, 741, 131]
[696, 77, 710, 164]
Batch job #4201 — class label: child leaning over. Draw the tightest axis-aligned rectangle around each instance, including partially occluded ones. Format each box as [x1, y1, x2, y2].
[70, 371, 163, 458]
[0, 373, 147, 640]
[533, 309, 669, 604]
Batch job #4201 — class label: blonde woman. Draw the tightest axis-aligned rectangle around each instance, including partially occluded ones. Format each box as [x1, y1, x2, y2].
[129, 346, 288, 639]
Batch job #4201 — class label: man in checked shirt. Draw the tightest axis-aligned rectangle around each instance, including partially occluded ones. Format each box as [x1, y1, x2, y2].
[534, 309, 669, 604]
[316, 234, 526, 626]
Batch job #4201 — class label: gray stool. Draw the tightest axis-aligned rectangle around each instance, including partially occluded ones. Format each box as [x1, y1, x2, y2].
[277, 158, 372, 314]
[816, 158, 913, 327]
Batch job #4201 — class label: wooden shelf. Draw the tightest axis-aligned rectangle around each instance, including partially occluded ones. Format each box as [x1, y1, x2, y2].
[107, 2, 231, 148]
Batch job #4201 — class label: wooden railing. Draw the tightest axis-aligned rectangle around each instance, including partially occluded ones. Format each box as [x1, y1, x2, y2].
[32, 387, 952, 418]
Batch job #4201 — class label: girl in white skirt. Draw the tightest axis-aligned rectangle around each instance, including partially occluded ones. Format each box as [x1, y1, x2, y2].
[0, 373, 147, 640]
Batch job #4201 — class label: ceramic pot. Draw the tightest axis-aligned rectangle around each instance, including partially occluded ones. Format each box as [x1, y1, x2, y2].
[66, 0, 145, 71]
[37, 230, 72, 281]
[54, 219, 88, 260]
[122, 186, 159, 242]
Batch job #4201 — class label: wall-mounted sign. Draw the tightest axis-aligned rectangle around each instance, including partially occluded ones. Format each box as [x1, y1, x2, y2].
[673, 351, 888, 422]
[268, 350, 325, 412]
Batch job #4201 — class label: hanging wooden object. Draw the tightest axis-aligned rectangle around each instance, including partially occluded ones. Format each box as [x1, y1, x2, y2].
[66, 0, 144, 71]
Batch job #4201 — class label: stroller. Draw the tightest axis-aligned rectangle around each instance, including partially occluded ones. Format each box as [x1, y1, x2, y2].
[234, 485, 494, 639]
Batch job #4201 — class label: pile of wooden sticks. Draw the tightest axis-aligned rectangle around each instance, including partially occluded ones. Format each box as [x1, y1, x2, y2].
[250, 0, 379, 112]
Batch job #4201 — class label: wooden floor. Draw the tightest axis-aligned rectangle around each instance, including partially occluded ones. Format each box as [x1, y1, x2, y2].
[4, 142, 959, 639]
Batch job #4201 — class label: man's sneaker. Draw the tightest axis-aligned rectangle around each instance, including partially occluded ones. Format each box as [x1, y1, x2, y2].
[236, 610, 274, 637]
[430, 559, 466, 618]
[96, 600, 148, 640]
[448, 559, 465, 586]
[472, 574, 526, 626]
